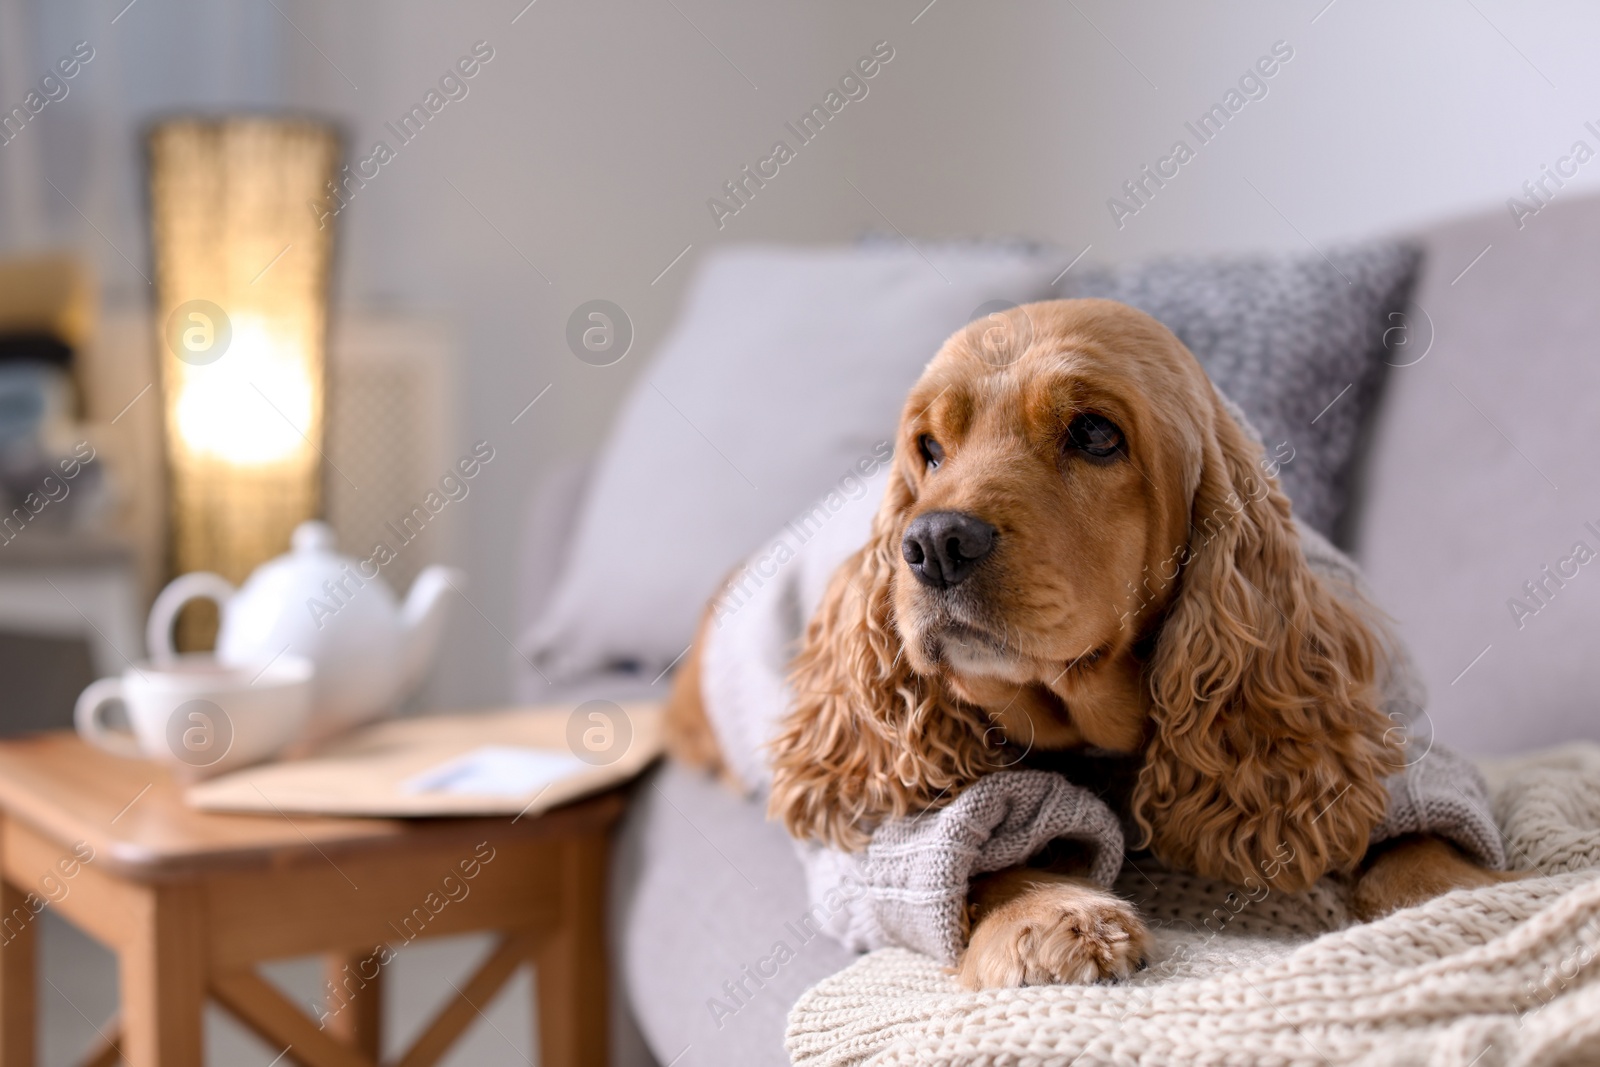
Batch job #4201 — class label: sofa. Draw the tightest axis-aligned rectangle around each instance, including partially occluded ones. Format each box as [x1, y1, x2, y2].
[514, 193, 1600, 1065]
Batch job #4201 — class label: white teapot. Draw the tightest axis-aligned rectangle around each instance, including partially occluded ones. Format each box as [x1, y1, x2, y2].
[147, 521, 463, 741]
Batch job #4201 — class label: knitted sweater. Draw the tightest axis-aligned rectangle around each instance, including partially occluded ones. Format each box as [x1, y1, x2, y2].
[701, 396, 1505, 965]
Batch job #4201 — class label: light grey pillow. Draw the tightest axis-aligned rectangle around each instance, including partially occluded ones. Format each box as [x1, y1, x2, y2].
[520, 244, 1064, 685]
[1064, 240, 1422, 541]
[1356, 194, 1600, 755]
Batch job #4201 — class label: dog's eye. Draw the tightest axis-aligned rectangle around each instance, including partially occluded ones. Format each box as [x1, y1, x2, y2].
[919, 434, 945, 471]
[1066, 413, 1124, 459]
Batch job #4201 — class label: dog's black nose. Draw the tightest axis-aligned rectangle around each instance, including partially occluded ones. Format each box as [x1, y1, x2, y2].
[901, 511, 996, 589]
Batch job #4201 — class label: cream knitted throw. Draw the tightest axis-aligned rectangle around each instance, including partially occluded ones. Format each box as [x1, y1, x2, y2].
[787, 746, 1600, 1067]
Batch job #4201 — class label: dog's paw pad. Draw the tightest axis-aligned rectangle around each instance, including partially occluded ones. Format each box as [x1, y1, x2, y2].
[958, 882, 1152, 990]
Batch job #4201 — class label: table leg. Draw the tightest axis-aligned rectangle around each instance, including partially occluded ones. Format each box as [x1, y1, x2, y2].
[322, 951, 383, 1059]
[0, 878, 36, 1067]
[533, 835, 608, 1067]
[119, 883, 205, 1067]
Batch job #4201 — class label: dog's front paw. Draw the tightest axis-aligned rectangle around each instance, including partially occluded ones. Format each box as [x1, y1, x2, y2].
[958, 878, 1151, 989]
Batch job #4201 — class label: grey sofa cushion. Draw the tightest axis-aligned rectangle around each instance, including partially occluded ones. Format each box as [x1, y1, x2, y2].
[518, 244, 1066, 688]
[1353, 193, 1600, 756]
[1065, 240, 1422, 541]
[613, 763, 857, 1066]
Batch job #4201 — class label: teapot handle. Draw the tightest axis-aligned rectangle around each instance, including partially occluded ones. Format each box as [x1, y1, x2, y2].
[147, 572, 237, 665]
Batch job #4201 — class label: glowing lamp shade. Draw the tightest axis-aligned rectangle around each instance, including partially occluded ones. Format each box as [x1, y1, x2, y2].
[148, 117, 340, 587]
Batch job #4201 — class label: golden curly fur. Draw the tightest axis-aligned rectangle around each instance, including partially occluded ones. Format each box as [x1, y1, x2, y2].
[666, 297, 1509, 986]
[767, 298, 1394, 891]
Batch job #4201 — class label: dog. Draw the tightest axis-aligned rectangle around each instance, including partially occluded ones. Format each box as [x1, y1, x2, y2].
[666, 298, 1513, 989]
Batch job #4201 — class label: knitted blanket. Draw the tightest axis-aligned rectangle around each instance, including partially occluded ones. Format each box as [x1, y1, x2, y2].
[787, 747, 1600, 1067]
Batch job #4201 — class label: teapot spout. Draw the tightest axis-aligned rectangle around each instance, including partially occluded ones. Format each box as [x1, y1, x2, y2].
[399, 566, 466, 696]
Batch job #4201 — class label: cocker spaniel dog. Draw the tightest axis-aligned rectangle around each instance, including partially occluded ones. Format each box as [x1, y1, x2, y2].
[666, 298, 1510, 989]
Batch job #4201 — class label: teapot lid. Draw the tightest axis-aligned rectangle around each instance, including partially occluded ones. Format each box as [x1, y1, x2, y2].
[292, 520, 338, 553]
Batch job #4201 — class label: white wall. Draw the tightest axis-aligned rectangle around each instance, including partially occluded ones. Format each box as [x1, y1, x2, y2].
[828, 0, 1600, 258]
[8, 0, 1600, 708]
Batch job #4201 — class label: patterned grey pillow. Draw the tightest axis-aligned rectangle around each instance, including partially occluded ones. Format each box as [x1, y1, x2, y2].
[1062, 241, 1422, 542]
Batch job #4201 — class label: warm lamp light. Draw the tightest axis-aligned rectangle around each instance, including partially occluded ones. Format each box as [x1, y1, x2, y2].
[172, 315, 317, 466]
[147, 117, 340, 594]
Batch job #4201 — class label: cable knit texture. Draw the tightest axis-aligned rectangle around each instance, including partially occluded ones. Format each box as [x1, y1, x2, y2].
[798, 771, 1126, 962]
[787, 747, 1600, 1067]
[1372, 743, 1506, 869]
[1495, 764, 1600, 875]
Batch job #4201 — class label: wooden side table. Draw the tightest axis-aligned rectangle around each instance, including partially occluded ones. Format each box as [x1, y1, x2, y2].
[0, 733, 625, 1067]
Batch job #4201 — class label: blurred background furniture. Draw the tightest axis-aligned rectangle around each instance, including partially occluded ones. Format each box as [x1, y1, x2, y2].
[0, 304, 455, 736]
[0, 535, 140, 713]
[0, 732, 619, 1067]
[514, 192, 1600, 1065]
[323, 313, 456, 607]
[0, 254, 142, 739]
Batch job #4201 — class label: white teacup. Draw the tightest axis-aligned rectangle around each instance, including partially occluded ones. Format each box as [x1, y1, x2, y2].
[74, 654, 313, 779]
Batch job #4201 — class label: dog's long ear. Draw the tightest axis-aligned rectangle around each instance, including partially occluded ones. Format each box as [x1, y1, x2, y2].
[1131, 394, 1395, 891]
[768, 464, 996, 851]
